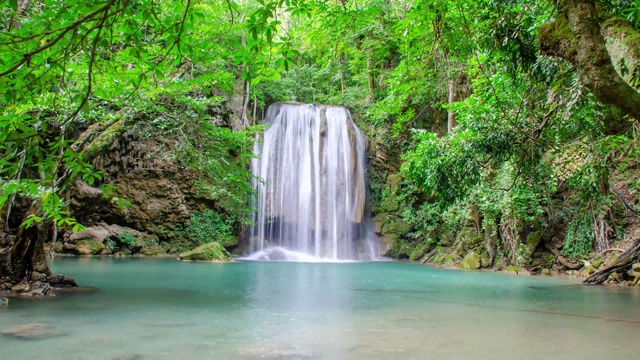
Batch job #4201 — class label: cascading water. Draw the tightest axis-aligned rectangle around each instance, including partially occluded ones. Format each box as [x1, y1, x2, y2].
[246, 103, 380, 261]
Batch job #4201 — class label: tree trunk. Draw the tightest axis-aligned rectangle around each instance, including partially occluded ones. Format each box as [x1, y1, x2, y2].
[584, 240, 640, 284]
[447, 79, 457, 133]
[600, 17, 640, 87]
[8, 202, 51, 283]
[539, 0, 640, 120]
[339, 52, 346, 95]
[485, 220, 496, 266]
[242, 80, 250, 126]
[366, 57, 375, 104]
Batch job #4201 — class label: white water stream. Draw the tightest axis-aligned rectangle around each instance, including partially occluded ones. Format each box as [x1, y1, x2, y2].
[247, 103, 379, 261]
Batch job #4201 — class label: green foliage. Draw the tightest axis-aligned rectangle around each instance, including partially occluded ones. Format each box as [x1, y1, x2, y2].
[562, 215, 594, 259]
[183, 209, 237, 248]
[118, 231, 137, 247]
[0, 0, 251, 236]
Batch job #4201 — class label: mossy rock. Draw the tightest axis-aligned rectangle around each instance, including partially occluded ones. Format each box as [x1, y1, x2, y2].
[432, 251, 448, 265]
[409, 242, 430, 261]
[387, 174, 402, 189]
[540, 268, 551, 276]
[373, 213, 390, 225]
[494, 258, 507, 270]
[505, 265, 528, 275]
[444, 254, 461, 268]
[381, 233, 399, 246]
[581, 264, 597, 277]
[75, 240, 105, 255]
[384, 221, 410, 235]
[52, 242, 63, 253]
[439, 232, 455, 246]
[380, 197, 400, 213]
[460, 252, 481, 270]
[178, 242, 232, 262]
[479, 254, 491, 268]
[524, 231, 543, 261]
[141, 244, 165, 256]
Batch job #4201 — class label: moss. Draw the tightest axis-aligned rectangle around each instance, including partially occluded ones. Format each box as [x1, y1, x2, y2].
[505, 265, 526, 274]
[444, 254, 461, 268]
[80, 119, 124, 162]
[141, 244, 165, 256]
[479, 253, 491, 268]
[178, 242, 232, 262]
[601, 17, 640, 85]
[538, 14, 577, 63]
[385, 221, 410, 235]
[592, 257, 604, 268]
[432, 251, 448, 265]
[582, 264, 597, 276]
[524, 231, 543, 262]
[75, 240, 105, 255]
[460, 252, 481, 270]
[409, 242, 431, 261]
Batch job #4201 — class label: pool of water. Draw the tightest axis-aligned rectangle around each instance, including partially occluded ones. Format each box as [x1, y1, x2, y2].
[1, 257, 639, 359]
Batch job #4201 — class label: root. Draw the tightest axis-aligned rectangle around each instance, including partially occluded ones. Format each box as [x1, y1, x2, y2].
[583, 240, 640, 284]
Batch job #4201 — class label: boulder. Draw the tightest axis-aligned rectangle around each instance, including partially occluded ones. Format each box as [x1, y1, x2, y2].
[493, 258, 507, 270]
[67, 226, 111, 244]
[178, 242, 232, 262]
[75, 240, 105, 255]
[47, 275, 78, 288]
[540, 268, 551, 276]
[460, 252, 481, 270]
[11, 282, 30, 294]
[523, 231, 542, 262]
[479, 254, 491, 268]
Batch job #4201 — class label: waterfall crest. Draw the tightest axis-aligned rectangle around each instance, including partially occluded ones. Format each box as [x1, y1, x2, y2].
[247, 103, 379, 261]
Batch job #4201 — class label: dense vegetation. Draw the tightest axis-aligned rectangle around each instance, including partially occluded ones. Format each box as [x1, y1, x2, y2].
[1, 0, 640, 284]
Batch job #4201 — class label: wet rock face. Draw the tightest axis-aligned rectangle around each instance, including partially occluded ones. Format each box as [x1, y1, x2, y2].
[68, 128, 222, 250]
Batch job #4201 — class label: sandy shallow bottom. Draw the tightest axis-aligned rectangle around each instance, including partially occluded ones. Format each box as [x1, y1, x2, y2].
[1, 257, 639, 360]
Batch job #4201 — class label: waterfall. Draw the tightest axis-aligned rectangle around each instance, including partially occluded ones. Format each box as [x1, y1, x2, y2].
[246, 103, 379, 261]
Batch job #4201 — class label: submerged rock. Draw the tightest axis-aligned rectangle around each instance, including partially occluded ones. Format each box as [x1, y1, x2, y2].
[178, 242, 232, 262]
[460, 252, 481, 270]
[1, 323, 68, 340]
